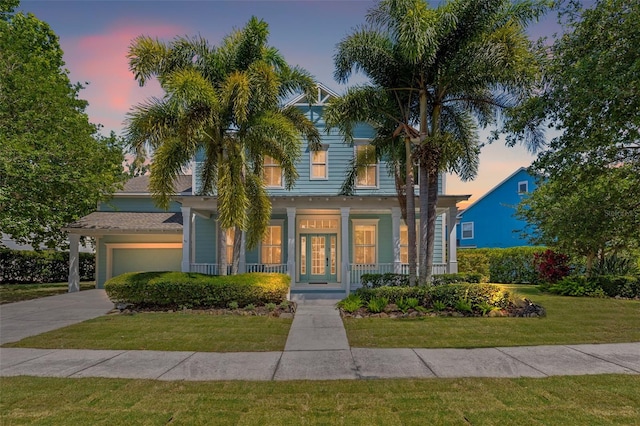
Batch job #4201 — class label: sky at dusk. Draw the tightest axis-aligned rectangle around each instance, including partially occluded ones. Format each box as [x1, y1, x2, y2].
[19, 0, 569, 207]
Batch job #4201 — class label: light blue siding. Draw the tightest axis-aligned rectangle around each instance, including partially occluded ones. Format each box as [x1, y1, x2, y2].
[457, 168, 537, 248]
[194, 216, 216, 263]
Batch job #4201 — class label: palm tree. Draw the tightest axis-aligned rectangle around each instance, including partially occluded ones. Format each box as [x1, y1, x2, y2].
[125, 17, 321, 273]
[325, 85, 420, 285]
[334, 0, 547, 284]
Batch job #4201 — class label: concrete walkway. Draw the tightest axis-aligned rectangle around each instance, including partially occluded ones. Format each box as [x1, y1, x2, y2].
[1, 291, 639, 381]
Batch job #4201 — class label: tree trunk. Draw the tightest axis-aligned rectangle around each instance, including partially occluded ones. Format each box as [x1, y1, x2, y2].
[218, 226, 228, 276]
[405, 137, 417, 286]
[419, 161, 428, 285]
[424, 167, 439, 285]
[231, 225, 242, 274]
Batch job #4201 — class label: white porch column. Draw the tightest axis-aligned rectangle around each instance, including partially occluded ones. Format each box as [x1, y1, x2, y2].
[181, 206, 192, 272]
[67, 233, 80, 293]
[391, 207, 401, 274]
[447, 207, 458, 273]
[286, 207, 296, 283]
[341, 207, 350, 296]
[239, 231, 247, 273]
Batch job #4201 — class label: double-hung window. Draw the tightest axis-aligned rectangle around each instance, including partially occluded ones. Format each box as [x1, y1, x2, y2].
[310, 147, 328, 180]
[355, 144, 377, 188]
[261, 224, 282, 264]
[399, 222, 419, 264]
[353, 220, 377, 264]
[263, 156, 283, 188]
[461, 222, 474, 239]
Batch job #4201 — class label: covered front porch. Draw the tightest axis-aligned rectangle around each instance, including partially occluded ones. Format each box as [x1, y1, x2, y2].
[180, 194, 466, 295]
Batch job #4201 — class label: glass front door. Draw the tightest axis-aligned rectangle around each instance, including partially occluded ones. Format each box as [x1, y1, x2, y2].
[299, 233, 337, 283]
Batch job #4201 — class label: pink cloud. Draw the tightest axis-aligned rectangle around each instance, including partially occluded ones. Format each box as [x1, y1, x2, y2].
[62, 20, 185, 134]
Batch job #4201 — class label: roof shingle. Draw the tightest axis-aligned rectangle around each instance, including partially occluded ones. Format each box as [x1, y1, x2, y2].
[65, 212, 183, 234]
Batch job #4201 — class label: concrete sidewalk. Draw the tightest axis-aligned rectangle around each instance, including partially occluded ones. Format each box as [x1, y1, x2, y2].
[1, 290, 639, 381]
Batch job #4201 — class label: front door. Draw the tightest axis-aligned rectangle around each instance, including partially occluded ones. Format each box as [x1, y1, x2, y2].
[299, 233, 337, 283]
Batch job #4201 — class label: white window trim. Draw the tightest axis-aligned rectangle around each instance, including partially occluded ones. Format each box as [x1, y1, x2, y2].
[260, 220, 285, 264]
[351, 218, 379, 264]
[461, 222, 474, 240]
[264, 156, 284, 189]
[354, 140, 379, 189]
[296, 215, 342, 282]
[518, 180, 529, 194]
[309, 145, 329, 181]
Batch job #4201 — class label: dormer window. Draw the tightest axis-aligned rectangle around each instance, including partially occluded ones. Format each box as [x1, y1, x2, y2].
[518, 181, 528, 194]
[263, 156, 283, 188]
[355, 143, 378, 188]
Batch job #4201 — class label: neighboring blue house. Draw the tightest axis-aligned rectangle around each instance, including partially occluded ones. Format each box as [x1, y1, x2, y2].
[66, 84, 469, 294]
[456, 167, 536, 248]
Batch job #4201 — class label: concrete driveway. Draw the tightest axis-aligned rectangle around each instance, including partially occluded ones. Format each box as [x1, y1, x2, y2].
[0, 289, 114, 344]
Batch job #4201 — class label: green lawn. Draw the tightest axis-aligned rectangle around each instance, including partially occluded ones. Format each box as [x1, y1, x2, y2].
[1, 375, 639, 424]
[2, 312, 292, 352]
[0, 282, 95, 304]
[344, 285, 640, 348]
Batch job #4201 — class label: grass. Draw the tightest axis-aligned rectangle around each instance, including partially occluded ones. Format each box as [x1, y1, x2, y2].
[344, 285, 640, 348]
[1, 375, 639, 424]
[0, 282, 95, 304]
[2, 312, 292, 352]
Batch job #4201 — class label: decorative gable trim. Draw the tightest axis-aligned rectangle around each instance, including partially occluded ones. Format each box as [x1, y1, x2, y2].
[287, 82, 340, 106]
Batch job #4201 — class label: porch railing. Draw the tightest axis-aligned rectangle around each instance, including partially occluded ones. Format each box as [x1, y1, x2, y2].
[349, 263, 448, 290]
[190, 263, 287, 275]
[246, 264, 288, 273]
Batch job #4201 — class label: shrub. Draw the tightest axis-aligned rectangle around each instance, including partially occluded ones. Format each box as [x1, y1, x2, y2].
[543, 276, 603, 297]
[367, 297, 388, 313]
[534, 249, 571, 283]
[337, 294, 363, 313]
[431, 273, 484, 286]
[591, 255, 640, 276]
[428, 283, 515, 311]
[489, 247, 545, 284]
[432, 300, 446, 311]
[360, 273, 409, 288]
[542, 275, 640, 299]
[0, 249, 94, 284]
[354, 286, 428, 304]
[397, 297, 420, 313]
[457, 249, 492, 278]
[104, 272, 290, 309]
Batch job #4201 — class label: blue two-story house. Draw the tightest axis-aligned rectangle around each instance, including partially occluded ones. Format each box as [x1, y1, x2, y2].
[66, 84, 470, 295]
[456, 167, 536, 248]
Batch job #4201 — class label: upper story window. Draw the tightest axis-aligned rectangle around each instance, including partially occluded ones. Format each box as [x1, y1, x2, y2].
[461, 222, 474, 239]
[263, 156, 283, 188]
[355, 144, 377, 188]
[310, 147, 328, 180]
[518, 181, 528, 194]
[261, 224, 282, 264]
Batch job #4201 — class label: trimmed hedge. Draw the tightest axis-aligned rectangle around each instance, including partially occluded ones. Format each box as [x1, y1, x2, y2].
[104, 271, 290, 309]
[360, 273, 409, 288]
[354, 283, 517, 311]
[458, 247, 548, 284]
[0, 249, 95, 284]
[431, 273, 484, 285]
[361, 272, 483, 288]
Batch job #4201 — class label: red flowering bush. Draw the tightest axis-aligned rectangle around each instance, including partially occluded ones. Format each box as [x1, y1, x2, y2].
[534, 249, 570, 283]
